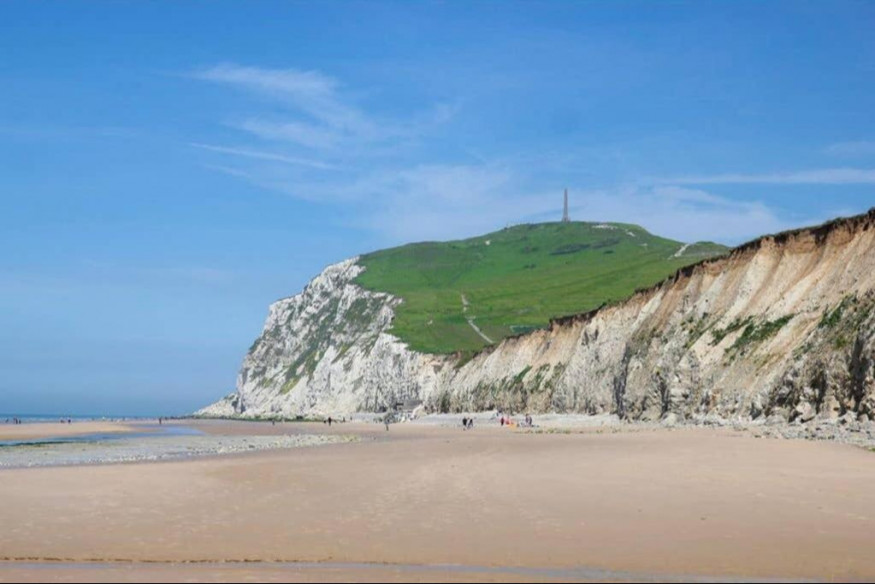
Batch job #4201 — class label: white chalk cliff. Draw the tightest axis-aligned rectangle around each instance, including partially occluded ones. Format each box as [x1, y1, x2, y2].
[199, 210, 875, 423]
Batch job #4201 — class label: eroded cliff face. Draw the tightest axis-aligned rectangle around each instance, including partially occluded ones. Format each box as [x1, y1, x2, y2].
[198, 259, 445, 418]
[199, 210, 875, 423]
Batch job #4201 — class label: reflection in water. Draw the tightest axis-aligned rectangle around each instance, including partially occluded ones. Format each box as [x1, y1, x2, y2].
[0, 424, 203, 448]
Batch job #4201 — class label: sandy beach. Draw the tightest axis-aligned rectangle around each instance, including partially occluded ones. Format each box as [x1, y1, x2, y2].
[1, 420, 874, 582]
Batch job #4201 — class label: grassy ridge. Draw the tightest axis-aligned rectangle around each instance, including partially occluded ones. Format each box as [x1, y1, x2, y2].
[355, 222, 727, 354]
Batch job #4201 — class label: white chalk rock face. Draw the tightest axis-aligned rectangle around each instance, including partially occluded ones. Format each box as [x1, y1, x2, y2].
[199, 211, 875, 423]
[197, 258, 447, 418]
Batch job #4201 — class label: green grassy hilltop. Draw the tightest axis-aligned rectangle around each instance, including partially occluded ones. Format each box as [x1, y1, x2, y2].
[355, 222, 727, 354]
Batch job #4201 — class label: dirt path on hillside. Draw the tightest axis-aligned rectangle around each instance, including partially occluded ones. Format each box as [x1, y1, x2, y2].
[672, 243, 691, 258]
[461, 293, 494, 344]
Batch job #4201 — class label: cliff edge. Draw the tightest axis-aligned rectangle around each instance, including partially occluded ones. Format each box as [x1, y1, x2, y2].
[199, 210, 875, 424]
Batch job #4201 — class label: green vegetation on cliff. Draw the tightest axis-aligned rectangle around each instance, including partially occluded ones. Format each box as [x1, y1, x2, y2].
[355, 221, 727, 354]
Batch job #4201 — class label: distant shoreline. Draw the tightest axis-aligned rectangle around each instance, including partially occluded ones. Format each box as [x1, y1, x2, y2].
[1, 414, 158, 424]
[0, 421, 140, 442]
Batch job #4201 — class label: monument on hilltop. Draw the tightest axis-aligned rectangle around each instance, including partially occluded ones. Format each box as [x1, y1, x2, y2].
[562, 188, 570, 223]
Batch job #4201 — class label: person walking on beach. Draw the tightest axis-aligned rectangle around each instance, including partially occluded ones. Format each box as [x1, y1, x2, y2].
[462, 416, 468, 430]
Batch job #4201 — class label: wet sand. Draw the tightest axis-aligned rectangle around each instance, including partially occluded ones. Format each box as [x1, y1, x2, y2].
[0, 421, 137, 441]
[0, 561, 613, 583]
[1, 420, 874, 582]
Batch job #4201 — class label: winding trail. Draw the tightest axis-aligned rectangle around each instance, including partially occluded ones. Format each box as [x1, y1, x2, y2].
[672, 243, 691, 258]
[461, 293, 494, 344]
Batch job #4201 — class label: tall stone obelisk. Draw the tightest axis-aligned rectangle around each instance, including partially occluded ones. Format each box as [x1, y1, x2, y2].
[562, 189, 570, 223]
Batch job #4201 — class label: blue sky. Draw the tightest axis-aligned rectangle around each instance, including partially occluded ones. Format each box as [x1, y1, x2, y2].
[2, 1, 874, 415]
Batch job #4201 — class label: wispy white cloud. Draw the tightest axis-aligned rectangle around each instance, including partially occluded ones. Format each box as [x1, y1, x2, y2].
[190, 63, 471, 214]
[650, 185, 742, 208]
[194, 64, 369, 133]
[232, 119, 340, 150]
[191, 142, 337, 170]
[353, 166, 539, 243]
[659, 168, 875, 185]
[202, 150, 812, 245]
[825, 141, 875, 157]
[205, 165, 338, 205]
[572, 186, 798, 244]
[188, 63, 838, 246]
[193, 64, 457, 154]
[346, 164, 513, 204]
[200, 163, 256, 182]
[324, 167, 795, 245]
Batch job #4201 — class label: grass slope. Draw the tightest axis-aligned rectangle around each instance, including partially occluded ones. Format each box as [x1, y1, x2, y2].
[355, 222, 727, 354]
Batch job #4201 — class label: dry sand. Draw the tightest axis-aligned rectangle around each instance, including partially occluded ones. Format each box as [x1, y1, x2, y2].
[1, 420, 874, 582]
[0, 421, 137, 441]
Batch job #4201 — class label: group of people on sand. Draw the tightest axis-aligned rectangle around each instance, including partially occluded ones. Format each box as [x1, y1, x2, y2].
[4, 417, 73, 425]
[498, 413, 535, 428]
[461, 416, 475, 430]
